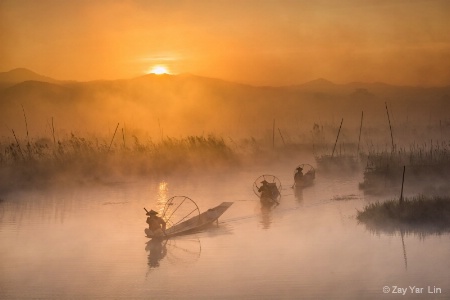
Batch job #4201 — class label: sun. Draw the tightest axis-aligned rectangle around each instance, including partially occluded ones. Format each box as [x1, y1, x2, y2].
[149, 65, 169, 75]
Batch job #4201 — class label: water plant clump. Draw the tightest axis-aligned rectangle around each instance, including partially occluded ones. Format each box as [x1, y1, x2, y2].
[357, 195, 450, 235]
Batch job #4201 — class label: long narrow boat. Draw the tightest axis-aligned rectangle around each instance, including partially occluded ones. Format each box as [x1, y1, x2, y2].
[145, 202, 233, 239]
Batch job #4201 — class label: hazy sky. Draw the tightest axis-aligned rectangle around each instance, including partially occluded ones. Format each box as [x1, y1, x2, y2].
[1, 0, 450, 86]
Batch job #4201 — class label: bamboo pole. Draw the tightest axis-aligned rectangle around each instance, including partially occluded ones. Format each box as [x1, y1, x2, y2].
[122, 127, 125, 149]
[272, 119, 275, 149]
[278, 128, 286, 146]
[11, 129, 25, 160]
[385, 102, 395, 153]
[331, 118, 343, 158]
[357, 111, 363, 154]
[108, 123, 120, 151]
[21, 104, 31, 158]
[399, 165, 405, 205]
[51, 117, 56, 146]
[21, 104, 29, 143]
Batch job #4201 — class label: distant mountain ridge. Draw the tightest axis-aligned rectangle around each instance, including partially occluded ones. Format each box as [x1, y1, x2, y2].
[1, 68, 449, 108]
[0, 68, 58, 84]
[2, 68, 450, 90]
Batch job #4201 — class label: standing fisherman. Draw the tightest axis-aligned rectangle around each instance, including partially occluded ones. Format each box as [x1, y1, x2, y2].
[294, 166, 304, 185]
[145, 210, 166, 238]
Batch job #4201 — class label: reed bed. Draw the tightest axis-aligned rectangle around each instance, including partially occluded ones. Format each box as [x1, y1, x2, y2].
[0, 131, 313, 192]
[360, 142, 450, 193]
[0, 133, 241, 192]
[357, 195, 450, 235]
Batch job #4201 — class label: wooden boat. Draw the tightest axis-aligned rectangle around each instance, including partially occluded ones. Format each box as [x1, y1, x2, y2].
[259, 182, 280, 207]
[145, 202, 233, 239]
[294, 164, 315, 188]
[253, 174, 282, 208]
[260, 195, 279, 207]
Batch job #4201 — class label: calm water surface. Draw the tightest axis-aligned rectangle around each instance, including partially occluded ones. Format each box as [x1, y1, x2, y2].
[1, 161, 449, 299]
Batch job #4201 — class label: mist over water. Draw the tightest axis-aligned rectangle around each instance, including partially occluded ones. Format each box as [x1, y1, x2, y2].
[1, 154, 449, 299]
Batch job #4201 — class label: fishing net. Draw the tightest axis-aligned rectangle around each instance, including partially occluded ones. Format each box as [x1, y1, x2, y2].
[293, 163, 315, 177]
[160, 196, 201, 230]
[252, 174, 282, 202]
[165, 237, 202, 266]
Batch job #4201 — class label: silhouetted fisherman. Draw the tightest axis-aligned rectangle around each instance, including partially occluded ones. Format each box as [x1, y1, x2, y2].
[146, 210, 167, 237]
[258, 180, 279, 205]
[294, 166, 304, 184]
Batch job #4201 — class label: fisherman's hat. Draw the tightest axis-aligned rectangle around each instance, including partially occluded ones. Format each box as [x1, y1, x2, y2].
[146, 209, 158, 216]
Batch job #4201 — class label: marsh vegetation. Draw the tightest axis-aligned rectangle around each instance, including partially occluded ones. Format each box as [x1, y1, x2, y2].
[357, 195, 450, 235]
[0, 133, 241, 191]
[359, 141, 450, 194]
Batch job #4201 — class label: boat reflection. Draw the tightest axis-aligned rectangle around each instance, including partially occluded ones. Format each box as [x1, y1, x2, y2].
[260, 206, 272, 229]
[294, 186, 304, 202]
[145, 237, 202, 269]
[145, 238, 168, 268]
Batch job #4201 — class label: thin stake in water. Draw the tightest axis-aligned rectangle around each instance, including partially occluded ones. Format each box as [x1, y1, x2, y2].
[122, 127, 125, 149]
[51, 117, 56, 146]
[11, 129, 25, 160]
[21, 104, 29, 143]
[272, 119, 275, 149]
[108, 122, 120, 151]
[399, 165, 406, 205]
[278, 128, 286, 146]
[357, 111, 363, 154]
[385, 102, 395, 153]
[331, 118, 343, 158]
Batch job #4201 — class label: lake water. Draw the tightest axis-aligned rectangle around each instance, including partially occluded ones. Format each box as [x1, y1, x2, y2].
[1, 158, 449, 299]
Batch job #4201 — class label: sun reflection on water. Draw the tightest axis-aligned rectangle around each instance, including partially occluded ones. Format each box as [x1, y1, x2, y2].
[156, 181, 169, 214]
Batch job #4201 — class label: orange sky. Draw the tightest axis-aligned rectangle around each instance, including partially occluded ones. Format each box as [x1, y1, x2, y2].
[1, 0, 450, 86]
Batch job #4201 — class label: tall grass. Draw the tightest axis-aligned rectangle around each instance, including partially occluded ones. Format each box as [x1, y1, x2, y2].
[0, 130, 315, 192]
[360, 142, 450, 193]
[0, 133, 240, 192]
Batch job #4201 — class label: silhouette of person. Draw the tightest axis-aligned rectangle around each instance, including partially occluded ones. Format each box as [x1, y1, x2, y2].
[294, 167, 304, 184]
[258, 180, 279, 206]
[146, 209, 166, 237]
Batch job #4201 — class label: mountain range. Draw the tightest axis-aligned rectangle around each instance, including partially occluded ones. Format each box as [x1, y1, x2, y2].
[2, 67, 449, 92]
[1, 68, 449, 138]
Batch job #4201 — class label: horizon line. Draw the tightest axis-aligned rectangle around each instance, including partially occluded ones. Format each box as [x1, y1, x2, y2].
[1, 67, 450, 89]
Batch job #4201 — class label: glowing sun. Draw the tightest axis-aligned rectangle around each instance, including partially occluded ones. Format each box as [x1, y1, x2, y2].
[149, 65, 169, 75]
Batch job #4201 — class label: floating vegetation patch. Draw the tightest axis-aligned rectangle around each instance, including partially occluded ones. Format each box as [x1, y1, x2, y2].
[102, 201, 129, 205]
[332, 194, 359, 201]
[357, 195, 450, 235]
